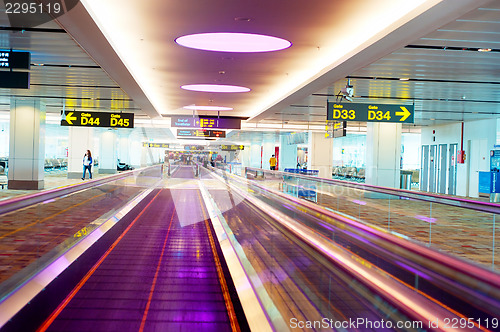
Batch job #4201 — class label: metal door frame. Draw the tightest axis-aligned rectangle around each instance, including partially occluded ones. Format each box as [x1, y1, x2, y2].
[421, 145, 429, 191]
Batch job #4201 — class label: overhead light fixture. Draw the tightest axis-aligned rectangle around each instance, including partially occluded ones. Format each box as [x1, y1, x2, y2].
[399, 78, 410, 81]
[478, 48, 492, 52]
[183, 105, 233, 111]
[181, 84, 250, 93]
[175, 32, 291, 53]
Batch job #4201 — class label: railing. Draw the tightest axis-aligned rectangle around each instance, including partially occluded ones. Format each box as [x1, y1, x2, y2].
[0, 165, 162, 216]
[245, 166, 500, 270]
[209, 167, 500, 329]
[245, 167, 500, 214]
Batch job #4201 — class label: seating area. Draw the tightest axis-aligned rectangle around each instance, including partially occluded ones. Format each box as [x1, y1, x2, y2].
[332, 166, 365, 182]
[44, 158, 68, 171]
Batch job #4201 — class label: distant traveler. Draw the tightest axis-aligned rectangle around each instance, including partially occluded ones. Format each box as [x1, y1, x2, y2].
[269, 154, 277, 170]
[82, 150, 93, 180]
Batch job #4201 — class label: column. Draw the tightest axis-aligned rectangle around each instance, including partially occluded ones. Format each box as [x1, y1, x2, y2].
[308, 131, 333, 178]
[249, 142, 262, 168]
[279, 134, 298, 170]
[117, 132, 131, 165]
[129, 140, 142, 168]
[365, 122, 402, 188]
[67, 127, 95, 179]
[99, 130, 117, 174]
[240, 146, 250, 168]
[8, 98, 46, 189]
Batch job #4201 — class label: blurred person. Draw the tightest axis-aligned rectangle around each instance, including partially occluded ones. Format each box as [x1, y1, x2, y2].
[269, 154, 277, 170]
[82, 150, 92, 180]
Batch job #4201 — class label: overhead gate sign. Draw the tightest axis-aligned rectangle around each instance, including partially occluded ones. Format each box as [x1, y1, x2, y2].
[61, 111, 134, 128]
[327, 102, 414, 123]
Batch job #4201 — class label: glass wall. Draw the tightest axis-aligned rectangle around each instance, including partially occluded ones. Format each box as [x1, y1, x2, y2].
[332, 133, 366, 167]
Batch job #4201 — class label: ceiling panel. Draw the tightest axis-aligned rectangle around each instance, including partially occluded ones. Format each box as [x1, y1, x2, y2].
[259, 2, 500, 128]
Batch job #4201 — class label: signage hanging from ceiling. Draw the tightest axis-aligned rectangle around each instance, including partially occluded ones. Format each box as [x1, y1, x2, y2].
[0, 50, 31, 69]
[184, 145, 205, 150]
[0, 71, 29, 89]
[330, 121, 347, 138]
[142, 143, 169, 148]
[171, 116, 241, 129]
[177, 129, 226, 138]
[61, 111, 134, 128]
[327, 102, 414, 123]
[0, 50, 30, 89]
[221, 145, 245, 151]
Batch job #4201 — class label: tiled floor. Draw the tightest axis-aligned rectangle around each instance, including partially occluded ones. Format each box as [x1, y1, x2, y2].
[0, 171, 144, 285]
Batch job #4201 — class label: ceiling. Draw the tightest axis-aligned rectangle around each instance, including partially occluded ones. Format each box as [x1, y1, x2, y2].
[0, 0, 498, 146]
[264, 2, 500, 128]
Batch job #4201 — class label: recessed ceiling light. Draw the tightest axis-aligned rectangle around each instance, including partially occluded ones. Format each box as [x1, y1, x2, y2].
[478, 48, 492, 52]
[175, 32, 291, 53]
[181, 84, 251, 93]
[183, 105, 233, 111]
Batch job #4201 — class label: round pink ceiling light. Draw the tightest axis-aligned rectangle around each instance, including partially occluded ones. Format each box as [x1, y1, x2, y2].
[175, 32, 291, 53]
[181, 84, 250, 93]
[183, 105, 233, 111]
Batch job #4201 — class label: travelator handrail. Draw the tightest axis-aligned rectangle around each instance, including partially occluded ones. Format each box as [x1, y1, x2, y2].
[245, 166, 500, 215]
[0, 165, 162, 216]
[209, 167, 500, 325]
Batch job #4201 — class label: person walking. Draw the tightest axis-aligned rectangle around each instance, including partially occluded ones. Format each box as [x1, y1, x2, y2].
[82, 150, 93, 180]
[269, 154, 277, 170]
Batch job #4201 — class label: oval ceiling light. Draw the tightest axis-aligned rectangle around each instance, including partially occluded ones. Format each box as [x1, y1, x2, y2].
[183, 105, 233, 111]
[181, 84, 250, 93]
[175, 32, 291, 53]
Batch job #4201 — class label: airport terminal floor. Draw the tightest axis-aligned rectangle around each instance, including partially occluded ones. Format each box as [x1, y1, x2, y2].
[0, 163, 499, 331]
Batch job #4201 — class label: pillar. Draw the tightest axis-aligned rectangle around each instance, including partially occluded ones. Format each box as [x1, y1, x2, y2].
[279, 134, 298, 170]
[365, 123, 402, 188]
[308, 131, 333, 178]
[67, 127, 95, 179]
[8, 98, 46, 189]
[249, 142, 262, 168]
[118, 132, 131, 165]
[240, 146, 250, 168]
[99, 130, 117, 174]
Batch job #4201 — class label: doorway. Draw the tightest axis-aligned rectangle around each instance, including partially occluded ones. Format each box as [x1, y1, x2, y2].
[421, 145, 429, 191]
[448, 144, 458, 195]
[437, 144, 448, 194]
[429, 145, 437, 193]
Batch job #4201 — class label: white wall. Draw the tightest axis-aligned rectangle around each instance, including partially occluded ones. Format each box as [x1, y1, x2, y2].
[401, 133, 421, 170]
[421, 119, 497, 197]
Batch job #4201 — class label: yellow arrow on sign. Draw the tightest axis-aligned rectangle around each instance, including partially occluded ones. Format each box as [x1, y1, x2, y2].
[66, 112, 77, 125]
[395, 106, 411, 122]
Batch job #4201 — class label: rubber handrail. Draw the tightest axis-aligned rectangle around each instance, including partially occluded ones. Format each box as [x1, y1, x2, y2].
[235, 168, 500, 291]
